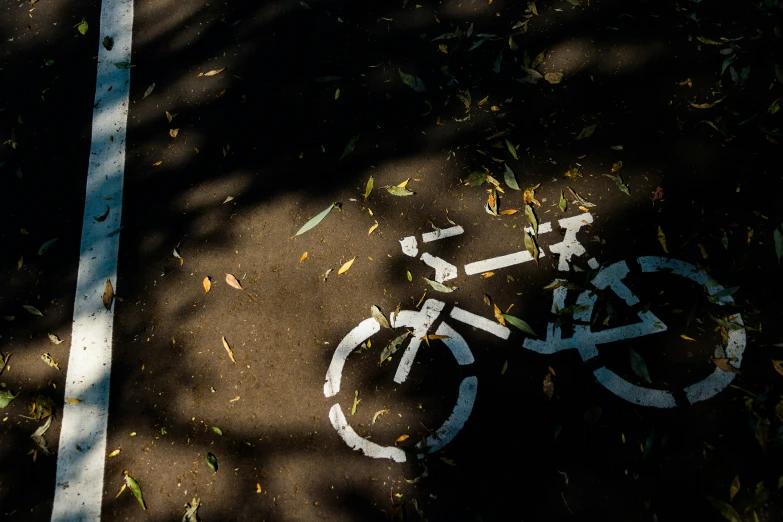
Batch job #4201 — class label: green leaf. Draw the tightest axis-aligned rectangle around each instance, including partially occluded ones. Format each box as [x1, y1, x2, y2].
[501, 314, 536, 336]
[45, 59, 55, 66]
[206, 452, 218, 473]
[603, 173, 630, 196]
[697, 36, 722, 45]
[558, 190, 567, 212]
[406, 270, 412, 282]
[114, 62, 135, 69]
[630, 348, 652, 383]
[384, 185, 414, 196]
[774, 227, 782, 264]
[423, 277, 457, 293]
[525, 205, 538, 235]
[398, 69, 426, 93]
[575, 124, 597, 140]
[295, 204, 334, 235]
[37, 237, 58, 255]
[705, 496, 742, 522]
[76, 19, 88, 35]
[494, 49, 504, 74]
[380, 332, 410, 365]
[211, 426, 223, 436]
[125, 474, 147, 510]
[351, 390, 360, 415]
[340, 135, 360, 160]
[468, 39, 486, 51]
[531, 49, 546, 69]
[363, 175, 374, 200]
[709, 314, 749, 331]
[708, 286, 739, 303]
[642, 429, 655, 460]
[0, 390, 19, 408]
[505, 139, 518, 160]
[23, 305, 43, 317]
[464, 171, 487, 186]
[503, 164, 520, 190]
[523, 232, 539, 263]
[334, 88, 340, 100]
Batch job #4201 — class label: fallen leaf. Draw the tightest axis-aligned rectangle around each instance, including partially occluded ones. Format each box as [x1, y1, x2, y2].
[575, 124, 597, 140]
[384, 185, 415, 196]
[691, 98, 725, 109]
[225, 273, 243, 290]
[611, 161, 623, 173]
[531, 49, 546, 68]
[399, 69, 426, 92]
[464, 171, 487, 186]
[525, 205, 538, 235]
[203, 277, 211, 293]
[544, 72, 563, 84]
[729, 475, 741, 502]
[340, 135, 361, 160]
[493, 304, 506, 325]
[502, 314, 536, 336]
[296, 203, 335, 235]
[486, 189, 498, 216]
[523, 231, 539, 264]
[108, 449, 121, 457]
[558, 190, 567, 212]
[773, 360, 783, 376]
[395, 434, 410, 443]
[102, 36, 113, 50]
[338, 257, 357, 274]
[697, 36, 722, 45]
[223, 196, 234, 204]
[142, 83, 155, 99]
[41, 353, 60, 370]
[114, 62, 135, 69]
[423, 277, 457, 293]
[380, 332, 410, 364]
[657, 226, 669, 253]
[372, 409, 390, 424]
[481, 272, 495, 278]
[368, 222, 379, 235]
[76, 19, 89, 35]
[183, 498, 201, 522]
[371, 305, 390, 328]
[705, 496, 741, 522]
[48, 333, 64, 345]
[334, 88, 341, 99]
[406, 270, 412, 282]
[0, 390, 19, 408]
[165, 111, 176, 123]
[351, 390, 360, 415]
[94, 205, 111, 222]
[206, 452, 218, 473]
[505, 139, 518, 159]
[603, 173, 630, 196]
[169, 128, 179, 138]
[501, 360, 508, 374]
[567, 187, 596, 207]
[711, 358, 741, 374]
[222, 337, 236, 363]
[501, 209, 519, 215]
[364, 175, 374, 200]
[299, 252, 308, 263]
[31, 416, 53, 455]
[630, 349, 652, 383]
[503, 164, 520, 190]
[23, 305, 43, 317]
[37, 238, 58, 256]
[651, 187, 664, 204]
[64, 398, 80, 405]
[543, 373, 554, 400]
[199, 67, 226, 77]
[152, 161, 162, 166]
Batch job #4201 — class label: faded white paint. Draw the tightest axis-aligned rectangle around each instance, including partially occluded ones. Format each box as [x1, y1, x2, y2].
[420, 253, 458, 282]
[417, 377, 478, 455]
[52, 1, 134, 520]
[422, 225, 464, 243]
[329, 404, 407, 462]
[549, 213, 594, 271]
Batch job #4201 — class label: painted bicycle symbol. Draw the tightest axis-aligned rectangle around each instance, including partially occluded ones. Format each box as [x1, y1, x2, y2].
[323, 213, 745, 462]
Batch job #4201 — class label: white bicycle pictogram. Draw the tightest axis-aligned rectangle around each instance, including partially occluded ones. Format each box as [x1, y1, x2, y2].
[323, 213, 746, 463]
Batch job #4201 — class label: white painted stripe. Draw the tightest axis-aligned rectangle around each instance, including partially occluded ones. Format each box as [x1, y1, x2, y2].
[417, 377, 478, 455]
[593, 367, 677, 408]
[464, 248, 544, 275]
[52, 2, 134, 518]
[420, 253, 458, 282]
[422, 226, 464, 242]
[435, 322, 474, 365]
[524, 221, 552, 236]
[328, 404, 407, 462]
[450, 307, 510, 339]
[324, 318, 379, 397]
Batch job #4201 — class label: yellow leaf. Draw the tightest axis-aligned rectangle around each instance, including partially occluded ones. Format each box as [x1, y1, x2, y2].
[152, 161, 162, 166]
[501, 360, 508, 374]
[300, 252, 308, 263]
[198, 67, 226, 77]
[548, 366, 556, 376]
[438, 44, 448, 54]
[490, 105, 501, 111]
[771, 360, 783, 376]
[338, 257, 357, 274]
[481, 272, 495, 278]
[203, 277, 211, 293]
[64, 398, 80, 404]
[169, 128, 179, 138]
[691, 97, 725, 109]
[368, 222, 379, 235]
[108, 449, 121, 457]
[395, 434, 409, 443]
[500, 209, 519, 215]
[397, 178, 410, 188]
[493, 304, 506, 326]
[256, 483, 262, 493]
[222, 336, 236, 363]
[611, 161, 623, 173]
[165, 110, 176, 123]
[657, 226, 669, 253]
[698, 244, 709, 259]
[680, 334, 696, 341]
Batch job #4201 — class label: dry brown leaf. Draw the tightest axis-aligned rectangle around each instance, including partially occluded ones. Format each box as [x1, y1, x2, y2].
[368, 222, 379, 235]
[543, 373, 554, 400]
[691, 98, 725, 109]
[152, 160, 162, 166]
[203, 277, 212, 293]
[169, 128, 179, 138]
[222, 336, 236, 363]
[773, 360, 783, 376]
[481, 272, 495, 278]
[102, 279, 114, 311]
[493, 304, 506, 326]
[711, 357, 741, 374]
[500, 209, 519, 215]
[544, 72, 563, 84]
[48, 333, 65, 345]
[300, 252, 308, 263]
[338, 257, 357, 275]
[198, 67, 226, 77]
[225, 273, 243, 290]
[680, 334, 695, 341]
[165, 111, 176, 123]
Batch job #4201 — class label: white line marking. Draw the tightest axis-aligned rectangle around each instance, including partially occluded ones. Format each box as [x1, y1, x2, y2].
[464, 248, 544, 275]
[524, 221, 552, 236]
[52, 2, 134, 518]
[593, 367, 677, 408]
[422, 226, 464, 242]
[450, 307, 510, 339]
[420, 253, 458, 282]
[417, 377, 478, 455]
[435, 322, 474, 365]
[324, 318, 379, 397]
[329, 404, 407, 462]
